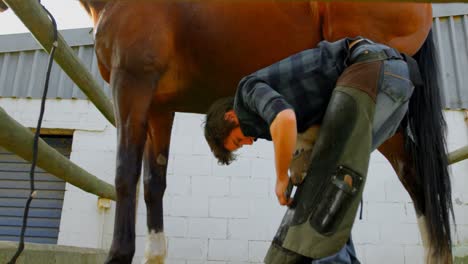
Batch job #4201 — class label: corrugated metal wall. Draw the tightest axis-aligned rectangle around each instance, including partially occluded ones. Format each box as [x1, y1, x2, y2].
[0, 28, 111, 100]
[0, 136, 70, 244]
[0, 8, 467, 109]
[433, 13, 468, 109]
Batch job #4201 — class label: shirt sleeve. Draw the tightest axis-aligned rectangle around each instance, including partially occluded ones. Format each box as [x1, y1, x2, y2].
[237, 76, 293, 126]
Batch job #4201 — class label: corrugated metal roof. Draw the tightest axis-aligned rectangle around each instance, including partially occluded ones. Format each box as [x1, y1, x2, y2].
[0, 28, 110, 100]
[0, 9, 467, 109]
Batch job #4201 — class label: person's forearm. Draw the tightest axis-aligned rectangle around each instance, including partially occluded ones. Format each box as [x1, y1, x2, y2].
[270, 109, 297, 181]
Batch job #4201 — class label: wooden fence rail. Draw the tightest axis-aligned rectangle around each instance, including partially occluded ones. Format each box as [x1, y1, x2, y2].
[0, 106, 116, 200]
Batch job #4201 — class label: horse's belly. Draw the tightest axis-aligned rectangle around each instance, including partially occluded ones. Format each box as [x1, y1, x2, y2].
[320, 2, 432, 55]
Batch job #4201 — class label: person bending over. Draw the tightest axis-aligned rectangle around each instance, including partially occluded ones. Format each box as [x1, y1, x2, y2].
[204, 37, 418, 263]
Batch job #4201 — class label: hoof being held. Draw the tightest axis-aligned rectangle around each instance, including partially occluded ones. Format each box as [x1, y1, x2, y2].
[143, 230, 167, 264]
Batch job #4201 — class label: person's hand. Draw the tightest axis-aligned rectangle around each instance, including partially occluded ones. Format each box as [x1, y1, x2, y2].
[275, 175, 293, 206]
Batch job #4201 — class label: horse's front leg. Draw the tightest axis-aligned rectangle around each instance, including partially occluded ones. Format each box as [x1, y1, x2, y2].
[142, 112, 174, 264]
[105, 68, 157, 264]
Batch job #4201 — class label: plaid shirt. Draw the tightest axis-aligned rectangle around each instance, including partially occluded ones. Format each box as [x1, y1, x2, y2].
[234, 38, 353, 140]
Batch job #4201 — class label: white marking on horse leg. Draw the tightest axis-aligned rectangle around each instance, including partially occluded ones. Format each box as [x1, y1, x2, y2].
[156, 154, 167, 166]
[417, 215, 433, 263]
[143, 230, 166, 264]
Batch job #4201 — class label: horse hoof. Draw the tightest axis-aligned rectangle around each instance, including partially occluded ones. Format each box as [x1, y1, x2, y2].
[143, 230, 167, 264]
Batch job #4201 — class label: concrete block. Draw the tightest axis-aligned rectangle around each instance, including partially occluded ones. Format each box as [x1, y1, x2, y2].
[366, 202, 406, 223]
[208, 239, 248, 261]
[353, 202, 368, 222]
[209, 197, 249, 218]
[212, 158, 251, 178]
[384, 177, 412, 203]
[454, 205, 468, 225]
[402, 203, 419, 224]
[132, 256, 144, 264]
[164, 259, 187, 264]
[234, 143, 259, 159]
[72, 129, 116, 152]
[168, 238, 208, 260]
[251, 158, 275, 179]
[134, 235, 146, 259]
[0, 98, 19, 113]
[266, 178, 277, 199]
[135, 213, 148, 236]
[173, 155, 211, 176]
[165, 216, 189, 237]
[380, 223, 421, 245]
[364, 245, 405, 264]
[192, 176, 230, 197]
[172, 113, 205, 138]
[102, 206, 116, 237]
[230, 178, 269, 198]
[188, 218, 227, 239]
[44, 103, 80, 124]
[370, 149, 390, 163]
[58, 206, 103, 248]
[163, 196, 172, 216]
[136, 192, 147, 215]
[354, 245, 366, 263]
[454, 225, 468, 245]
[102, 234, 113, 250]
[367, 159, 395, 185]
[238, 138, 273, 159]
[445, 111, 468, 149]
[168, 196, 209, 217]
[451, 164, 468, 204]
[352, 222, 381, 244]
[248, 241, 270, 262]
[228, 219, 275, 241]
[70, 149, 116, 176]
[404, 245, 425, 264]
[229, 262, 262, 264]
[170, 135, 194, 155]
[57, 229, 100, 249]
[61, 189, 102, 214]
[248, 198, 286, 227]
[362, 166, 386, 203]
[192, 136, 212, 156]
[187, 261, 226, 264]
[167, 176, 191, 196]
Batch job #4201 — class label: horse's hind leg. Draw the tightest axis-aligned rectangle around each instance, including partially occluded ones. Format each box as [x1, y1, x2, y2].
[378, 132, 431, 259]
[142, 112, 174, 264]
[105, 69, 157, 264]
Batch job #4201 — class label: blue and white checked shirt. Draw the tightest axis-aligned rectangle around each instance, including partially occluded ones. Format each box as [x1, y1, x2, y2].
[234, 38, 354, 140]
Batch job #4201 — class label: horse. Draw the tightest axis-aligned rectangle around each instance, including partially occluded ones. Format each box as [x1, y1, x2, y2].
[1, 1, 453, 263]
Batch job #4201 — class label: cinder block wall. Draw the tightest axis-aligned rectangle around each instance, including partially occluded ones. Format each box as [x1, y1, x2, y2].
[1, 98, 467, 264]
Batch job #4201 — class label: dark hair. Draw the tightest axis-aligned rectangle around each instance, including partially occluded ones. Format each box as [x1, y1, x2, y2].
[204, 97, 238, 165]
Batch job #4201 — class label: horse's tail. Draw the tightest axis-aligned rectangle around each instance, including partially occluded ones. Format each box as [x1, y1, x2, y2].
[405, 30, 454, 262]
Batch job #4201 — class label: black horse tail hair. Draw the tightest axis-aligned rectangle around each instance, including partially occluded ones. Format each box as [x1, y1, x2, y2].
[406, 30, 454, 262]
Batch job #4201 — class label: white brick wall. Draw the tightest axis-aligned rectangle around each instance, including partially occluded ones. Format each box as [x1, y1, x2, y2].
[208, 239, 249, 262]
[1, 99, 467, 264]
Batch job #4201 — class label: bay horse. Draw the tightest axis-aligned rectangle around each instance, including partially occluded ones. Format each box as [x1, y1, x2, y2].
[2, 1, 453, 263]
